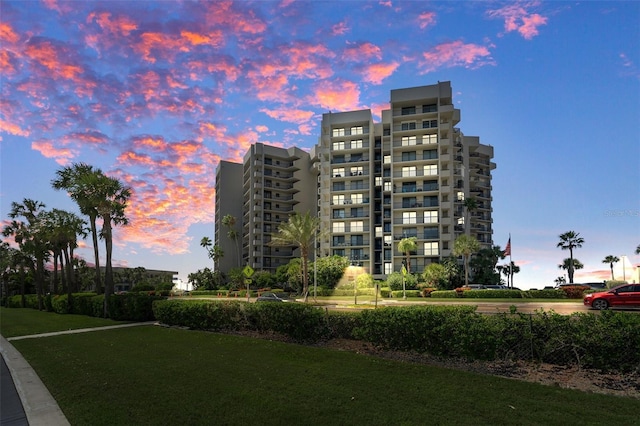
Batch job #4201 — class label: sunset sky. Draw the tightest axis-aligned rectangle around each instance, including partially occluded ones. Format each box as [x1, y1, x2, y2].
[1, 1, 639, 289]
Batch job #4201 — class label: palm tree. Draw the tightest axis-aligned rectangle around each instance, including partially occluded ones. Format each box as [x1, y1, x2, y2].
[221, 214, 241, 268]
[463, 197, 477, 230]
[94, 173, 131, 313]
[557, 231, 584, 284]
[2, 199, 50, 310]
[269, 212, 319, 302]
[501, 261, 521, 288]
[636, 244, 640, 255]
[52, 163, 104, 293]
[397, 237, 417, 274]
[45, 209, 87, 294]
[602, 255, 619, 281]
[201, 237, 224, 287]
[558, 258, 584, 281]
[453, 234, 480, 287]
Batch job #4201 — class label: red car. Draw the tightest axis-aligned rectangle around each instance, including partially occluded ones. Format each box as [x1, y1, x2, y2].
[583, 284, 640, 310]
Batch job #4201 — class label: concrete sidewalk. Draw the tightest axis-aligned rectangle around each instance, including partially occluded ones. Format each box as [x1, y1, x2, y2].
[1, 322, 155, 426]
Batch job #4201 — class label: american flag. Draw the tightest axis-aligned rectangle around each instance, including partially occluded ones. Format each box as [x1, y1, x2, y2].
[504, 237, 511, 257]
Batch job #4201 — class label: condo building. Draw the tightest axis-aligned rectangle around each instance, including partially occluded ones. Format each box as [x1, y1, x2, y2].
[214, 81, 495, 279]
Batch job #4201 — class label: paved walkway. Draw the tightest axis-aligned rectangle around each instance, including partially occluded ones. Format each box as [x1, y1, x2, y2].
[1, 322, 155, 426]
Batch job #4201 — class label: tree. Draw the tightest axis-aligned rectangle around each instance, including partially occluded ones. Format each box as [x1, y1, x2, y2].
[187, 268, 217, 290]
[44, 209, 87, 295]
[52, 163, 104, 293]
[463, 197, 478, 230]
[201, 237, 224, 287]
[269, 212, 319, 302]
[470, 246, 505, 285]
[221, 215, 241, 268]
[313, 255, 349, 289]
[2, 199, 50, 310]
[422, 263, 448, 289]
[602, 255, 620, 281]
[557, 231, 584, 284]
[636, 244, 640, 255]
[397, 237, 417, 274]
[453, 235, 480, 287]
[558, 257, 584, 280]
[501, 261, 521, 288]
[441, 255, 462, 289]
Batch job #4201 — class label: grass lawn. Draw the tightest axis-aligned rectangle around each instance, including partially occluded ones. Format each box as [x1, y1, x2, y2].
[3, 308, 639, 425]
[0, 307, 130, 338]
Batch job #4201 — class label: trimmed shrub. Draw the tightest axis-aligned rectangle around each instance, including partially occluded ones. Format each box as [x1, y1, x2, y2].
[558, 285, 588, 299]
[390, 290, 421, 298]
[522, 289, 565, 299]
[430, 290, 457, 298]
[462, 290, 524, 299]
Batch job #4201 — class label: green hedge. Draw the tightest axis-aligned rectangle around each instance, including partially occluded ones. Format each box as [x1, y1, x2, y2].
[390, 290, 421, 298]
[153, 300, 328, 343]
[430, 290, 458, 298]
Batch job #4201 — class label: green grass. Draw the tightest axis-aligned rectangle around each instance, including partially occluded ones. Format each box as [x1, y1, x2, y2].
[3, 310, 639, 425]
[0, 307, 130, 338]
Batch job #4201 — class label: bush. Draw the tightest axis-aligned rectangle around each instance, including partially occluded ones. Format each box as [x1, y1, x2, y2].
[462, 290, 524, 299]
[522, 289, 565, 299]
[558, 285, 588, 299]
[430, 290, 458, 298]
[390, 290, 421, 298]
[131, 284, 155, 292]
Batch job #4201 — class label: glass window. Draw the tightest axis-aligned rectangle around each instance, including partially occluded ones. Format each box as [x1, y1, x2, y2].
[333, 236, 345, 246]
[350, 166, 363, 176]
[384, 155, 391, 164]
[424, 164, 438, 176]
[401, 122, 416, 130]
[384, 262, 393, 274]
[351, 221, 364, 232]
[423, 149, 437, 160]
[401, 136, 417, 146]
[424, 210, 438, 224]
[351, 193, 364, 204]
[424, 242, 439, 256]
[334, 249, 345, 256]
[333, 222, 345, 232]
[351, 126, 363, 135]
[402, 166, 417, 177]
[351, 139, 363, 149]
[402, 151, 416, 161]
[403, 227, 417, 238]
[424, 228, 439, 239]
[333, 155, 345, 164]
[332, 194, 345, 205]
[333, 182, 345, 191]
[457, 191, 465, 201]
[384, 181, 392, 192]
[333, 128, 345, 137]
[333, 167, 345, 177]
[402, 197, 417, 208]
[333, 141, 345, 151]
[424, 196, 438, 207]
[423, 104, 437, 113]
[423, 180, 438, 191]
[403, 211, 417, 224]
[351, 235, 364, 245]
[333, 209, 345, 219]
[401, 106, 416, 115]
[423, 134, 437, 144]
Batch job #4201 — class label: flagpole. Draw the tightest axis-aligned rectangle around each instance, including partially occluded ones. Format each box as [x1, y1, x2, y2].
[509, 233, 513, 288]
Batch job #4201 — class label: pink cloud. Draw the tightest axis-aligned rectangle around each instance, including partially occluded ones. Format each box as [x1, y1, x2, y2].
[342, 42, 382, 62]
[260, 108, 315, 124]
[0, 119, 30, 137]
[417, 11, 436, 30]
[419, 40, 494, 73]
[31, 139, 77, 165]
[309, 79, 361, 112]
[331, 21, 350, 36]
[363, 62, 399, 84]
[486, 3, 548, 40]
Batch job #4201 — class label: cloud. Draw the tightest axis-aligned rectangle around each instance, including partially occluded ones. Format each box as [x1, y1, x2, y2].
[260, 108, 315, 125]
[417, 11, 436, 30]
[31, 139, 77, 165]
[362, 61, 399, 84]
[342, 42, 382, 62]
[419, 40, 494, 73]
[0, 119, 30, 137]
[486, 3, 548, 40]
[309, 79, 362, 112]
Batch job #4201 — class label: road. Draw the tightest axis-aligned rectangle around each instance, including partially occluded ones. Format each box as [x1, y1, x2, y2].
[319, 299, 640, 315]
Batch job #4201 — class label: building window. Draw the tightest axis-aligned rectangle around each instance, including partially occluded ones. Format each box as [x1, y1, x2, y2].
[333, 128, 345, 137]
[423, 180, 438, 191]
[351, 235, 364, 246]
[424, 196, 439, 207]
[423, 149, 438, 160]
[333, 141, 345, 151]
[401, 122, 417, 131]
[424, 164, 438, 176]
[403, 227, 418, 238]
[351, 126, 363, 135]
[333, 167, 345, 177]
[334, 249, 345, 257]
[384, 155, 391, 164]
[351, 139, 363, 149]
[422, 119, 438, 129]
[402, 197, 417, 208]
[457, 191, 465, 201]
[401, 106, 416, 115]
[351, 221, 364, 232]
[424, 242, 439, 256]
[403, 211, 417, 224]
[423, 104, 437, 113]
[333, 182, 345, 191]
[333, 236, 345, 246]
[350, 166, 363, 176]
[332, 194, 345, 205]
[333, 222, 345, 233]
[401, 136, 417, 146]
[351, 193, 363, 204]
[333, 209, 345, 219]
[424, 227, 439, 239]
[384, 262, 393, 274]
[375, 177, 383, 187]
[384, 235, 392, 246]
[424, 210, 438, 224]
[402, 166, 417, 177]
[402, 182, 417, 192]
[384, 181, 392, 192]
[333, 155, 345, 164]
[423, 134, 437, 144]
[402, 151, 416, 161]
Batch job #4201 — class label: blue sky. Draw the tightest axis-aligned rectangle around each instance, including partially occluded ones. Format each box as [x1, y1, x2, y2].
[1, 1, 639, 288]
